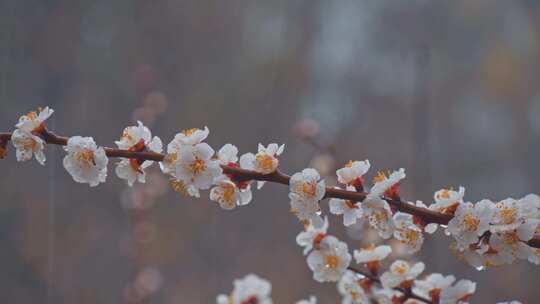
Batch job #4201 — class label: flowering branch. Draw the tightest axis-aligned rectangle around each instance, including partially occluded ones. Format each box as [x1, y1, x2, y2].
[1, 129, 538, 249]
[2, 107, 539, 303]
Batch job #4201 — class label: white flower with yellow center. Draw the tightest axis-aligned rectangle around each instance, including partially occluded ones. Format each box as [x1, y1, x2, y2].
[216, 274, 272, 304]
[210, 178, 252, 210]
[173, 143, 222, 197]
[329, 186, 363, 226]
[11, 107, 54, 165]
[447, 200, 494, 249]
[336, 160, 370, 187]
[489, 226, 536, 262]
[380, 260, 424, 289]
[429, 187, 465, 214]
[289, 168, 326, 226]
[461, 245, 513, 268]
[413, 273, 455, 303]
[361, 196, 395, 239]
[295, 296, 317, 304]
[354, 244, 392, 264]
[114, 121, 162, 186]
[490, 195, 539, 233]
[173, 126, 209, 146]
[239, 143, 284, 189]
[528, 248, 540, 265]
[296, 216, 329, 255]
[307, 235, 351, 283]
[63, 136, 108, 187]
[439, 279, 476, 304]
[15, 106, 54, 133]
[368, 168, 405, 198]
[393, 212, 424, 253]
[337, 270, 369, 304]
[372, 288, 403, 304]
[11, 129, 46, 165]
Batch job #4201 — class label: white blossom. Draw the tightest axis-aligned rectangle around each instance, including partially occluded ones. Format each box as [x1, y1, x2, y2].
[336, 160, 370, 187]
[337, 270, 369, 304]
[216, 274, 272, 304]
[430, 187, 465, 214]
[289, 168, 326, 226]
[414, 201, 438, 233]
[240, 143, 284, 174]
[296, 216, 329, 255]
[63, 136, 108, 186]
[172, 126, 209, 146]
[372, 288, 403, 304]
[307, 236, 351, 282]
[173, 143, 222, 197]
[11, 129, 46, 165]
[353, 244, 392, 264]
[210, 178, 252, 210]
[447, 200, 494, 249]
[329, 186, 363, 226]
[439, 279, 475, 304]
[114, 121, 162, 186]
[380, 260, 424, 289]
[15, 106, 54, 133]
[413, 273, 455, 303]
[369, 168, 405, 198]
[239, 143, 284, 189]
[393, 212, 424, 253]
[217, 143, 239, 165]
[362, 196, 394, 239]
[490, 195, 539, 233]
[11, 107, 54, 165]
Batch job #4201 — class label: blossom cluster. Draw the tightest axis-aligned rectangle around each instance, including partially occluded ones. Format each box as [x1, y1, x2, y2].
[4, 106, 540, 303]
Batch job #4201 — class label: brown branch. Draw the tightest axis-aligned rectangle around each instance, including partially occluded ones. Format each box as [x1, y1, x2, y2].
[347, 266, 433, 304]
[1, 130, 540, 249]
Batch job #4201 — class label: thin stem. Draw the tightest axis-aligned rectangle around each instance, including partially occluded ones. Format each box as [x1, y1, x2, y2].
[1, 130, 540, 249]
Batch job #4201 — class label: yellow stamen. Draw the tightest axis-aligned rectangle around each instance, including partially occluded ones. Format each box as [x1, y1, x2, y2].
[255, 153, 275, 171]
[190, 159, 206, 174]
[462, 213, 479, 231]
[345, 160, 353, 168]
[372, 171, 386, 183]
[324, 255, 339, 269]
[182, 128, 198, 136]
[74, 150, 95, 167]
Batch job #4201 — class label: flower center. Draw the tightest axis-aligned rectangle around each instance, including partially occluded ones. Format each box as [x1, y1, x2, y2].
[372, 171, 387, 184]
[221, 184, 236, 203]
[25, 111, 38, 121]
[324, 255, 339, 269]
[301, 181, 317, 198]
[499, 208, 516, 224]
[462, 213, 479, 231]
[74, 150, 95, 166]
[255, 153, 275, 171]
[437, 189, 450, 199]
[190, 158, 206, 174]
[22, 138, 37, 151]
[182, 128, 197, 136]
[394, 263, 409, 275]
[345, 160, 353, 168]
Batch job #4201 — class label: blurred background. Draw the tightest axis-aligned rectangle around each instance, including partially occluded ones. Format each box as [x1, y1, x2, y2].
[1, 0, 539, 303]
